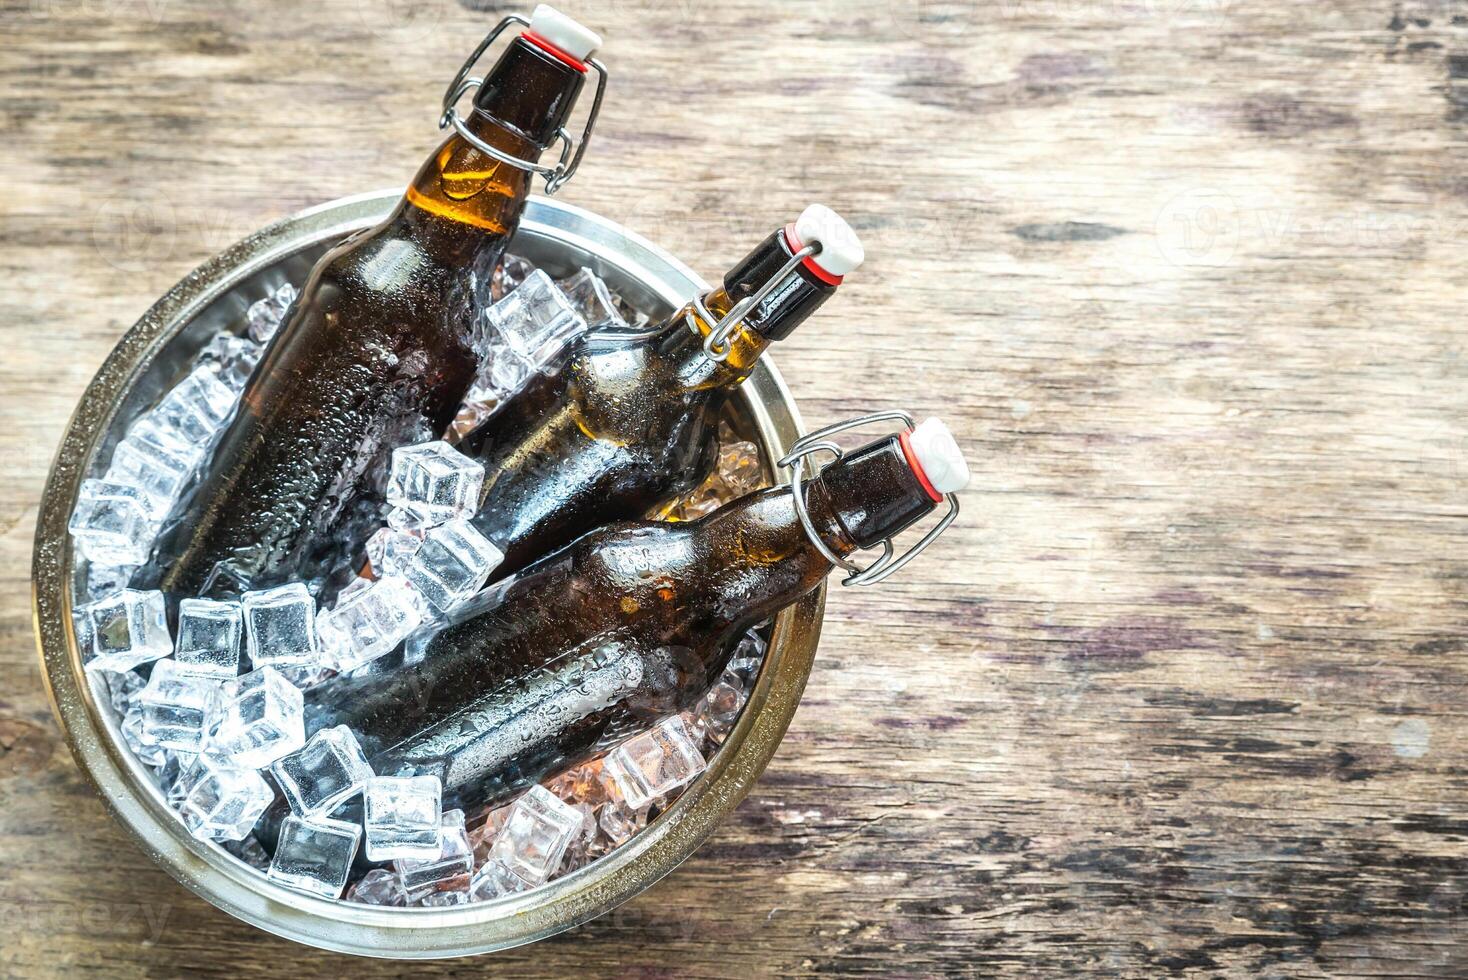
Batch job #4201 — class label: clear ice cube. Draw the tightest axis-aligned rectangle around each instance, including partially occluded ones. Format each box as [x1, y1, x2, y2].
[269, 724, 372, 817]
[385, 441, 484, 529]
[395, 808, 473, 902]
[106, 425, 199, 515]
[120, 701, 169, 767]
[699, 668, 749, 745]
[149, 365, 237, 445]
[84, 562, 138, 602]
[178, 761, 274, 842]
[478, 268, 587, 367]
[317, 575, 425, 672]
[267, 814, 360, 899]
[557, 267, 628, 329]
[597, 797, 649, 846]
[242, 583, 320, 668]
[93, 665, 145, 715]
[347, 868, 407, 906]
[174, 597, 242, 677]
[84, 589, 172, 672]
[68, 480, 157, 566]
[195, 332, 263, 391]
[364, 526, 423, 578]
[246, 281, 298, 344]
[138, 659, 222, 752]
[403, 519, 503, 614]
[204, 666, 305, 768]
[363, 774, 442, 861]
[491, 254, 534, 301]
[602, 715, 707, 809]
[485, 784, 581, 888]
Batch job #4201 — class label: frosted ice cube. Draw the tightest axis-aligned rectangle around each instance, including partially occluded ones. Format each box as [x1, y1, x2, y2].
[347, 868, 407, 906]
[195, 332, 263, 391]
[84, 589, 172, 672]
[317, 575, 426, 672]
[138, 660, 222, 752]
[174, 597, 242, 677]
[178, 761, 274, 842]
[120, 701, 168, 766]
[267, 814, 360, 899]
[149, 365, 237, 445]
[403, 519, 503, 614]
[558, 267, 628, 329]
[364, 526, 423, 578]
[363, 774, 442, 861]
[603, 715, 706, 809]
[205, 666, 304, 768]
[269, 724, 372, 817]
[385, 441, 484, 529]
[395, 808, 473, 902]
[68, 480, 157, 566]
[479, 268, 586, 367]
[246, 281, 298, 344]
[106, 424, 200, 513]
[242, 583, 320, 668]
[485, 784, 580, 888]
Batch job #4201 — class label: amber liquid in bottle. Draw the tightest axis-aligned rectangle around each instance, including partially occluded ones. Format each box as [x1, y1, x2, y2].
[139, 37, 591, 598]
[296, 430, 941, 816]
[455, 226, 841, 578]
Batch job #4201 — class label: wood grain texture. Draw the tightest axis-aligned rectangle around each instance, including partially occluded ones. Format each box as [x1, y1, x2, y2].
[4, 0, 1468, 975]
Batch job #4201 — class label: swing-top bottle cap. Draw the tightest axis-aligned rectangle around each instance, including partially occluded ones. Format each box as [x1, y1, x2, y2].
[526, 5, 602, 64]
[903, 418, 970, 496]
[786, 204, 864, 283]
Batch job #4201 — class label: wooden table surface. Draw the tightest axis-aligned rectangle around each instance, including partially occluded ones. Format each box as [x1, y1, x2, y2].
[5, 0, 1468, 975]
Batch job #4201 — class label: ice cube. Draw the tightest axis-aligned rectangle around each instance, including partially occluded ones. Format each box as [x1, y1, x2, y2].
[149, 365, 237, 445]
[699, 668, 748, 745]
[267, 814, 360, 899]
[491, 253, 535, 301]
[68, 480, 157, 566]
[246, 281, 298, 344]
[484, 784, 581, 889]
[174, 597, 243, 677]
[602, 715, 707, 809]
[93, 666, 145, 715]
[395, 808, 473, 902]
[479, 268, 586, 368]
[84, 562, 138, 602]
[597, 798, 649, 847]
[222, 833, 271, 870]
[364, 526, 423, 578]
[242, 583, 320, 668]
[558, 801, 601, 873]
[557, 267, 628, 329]
[205, 666, 304, 768]
[269, 724, 372, 817]
[195, 332, 263, 391]
[347, 868, 407, 907]
[363, 774, 442, 861]
[403, 519, 503, 614]
[120, 701, 169, 767]
[659, 428, 764, 520]
[468, 861, 530, 901]
[84, 589, 172, 672]
[106, 425, 199, 514]
[167, 752, 216, 806]
[178, 761, 274, 842]
[138, 659, 222, 752]
[726, 627, 767, 682]
[385, 441, 484, 529]
[317, 575, 425, 672]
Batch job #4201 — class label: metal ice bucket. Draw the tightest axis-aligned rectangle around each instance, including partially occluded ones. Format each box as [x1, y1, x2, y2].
[30, 192, 825, 957]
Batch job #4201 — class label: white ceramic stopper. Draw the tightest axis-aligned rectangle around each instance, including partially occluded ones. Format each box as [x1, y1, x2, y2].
[908, 418, 969, 494]
[794, 204, 864, 278]
[529, 5, 602, 61]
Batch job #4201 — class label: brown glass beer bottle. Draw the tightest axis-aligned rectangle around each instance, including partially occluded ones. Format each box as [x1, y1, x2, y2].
[141, 7, 605, 598]
[456, 203, 865, 578]
[302, 413, 968, 813]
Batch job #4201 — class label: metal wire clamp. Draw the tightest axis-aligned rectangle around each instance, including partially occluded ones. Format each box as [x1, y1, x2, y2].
[438, 14, 608, 195]
[686, 241, 822, 363]
[778, 411, 962, 587]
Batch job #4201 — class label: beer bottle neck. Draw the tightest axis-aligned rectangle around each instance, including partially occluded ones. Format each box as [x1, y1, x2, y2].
[403, 36, 587, 237]
[695, 433, 942, 629]
[661, 228, 842, 389]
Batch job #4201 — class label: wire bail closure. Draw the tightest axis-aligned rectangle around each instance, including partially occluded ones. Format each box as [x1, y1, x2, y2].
[685, 241, 822, 363]
[778, 411, 961, 587]
[438, 14, 607, 195]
